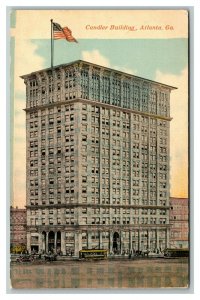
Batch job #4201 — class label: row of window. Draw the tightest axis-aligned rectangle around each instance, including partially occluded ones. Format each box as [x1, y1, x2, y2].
[29, 149, 167, 162]
[28, 98, 168, 117]
[29, 216, 168, 226]
[30, 186, 149, 197]
[29, 122, 168, 139]
[29, 134, 164, 148]
[29, 197, 167, 206]
[30, 229, 166, 241]
[30, 207, 168, 215]
[29, 73, 167, 98]
[30, 111, 167, 125]
[29, 164, 167, 177]
[30, 105, 167, 126]
[89, 144, 166, 153]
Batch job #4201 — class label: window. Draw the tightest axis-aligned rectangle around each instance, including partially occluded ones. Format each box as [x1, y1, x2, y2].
[82, 176, 87, 183]
[49, 118, 54, 126]
[82, 197, 87, 203]
[82, 114, 87, 121]
[49, 218, 53, 225]
[82, 208, 87, 214]
[82, 187, 87, 194]
[160, 218, 166, 224]
[49, 148, 54, 155]
[82, 218, 87, 225]
[57, 127, 61, 134]
[82, 135, 87, 142]
[82, 124, 87, 132]
[49, 188, 54, 194]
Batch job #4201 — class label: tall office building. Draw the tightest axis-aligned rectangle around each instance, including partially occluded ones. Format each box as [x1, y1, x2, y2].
[22, 60, 176, 256]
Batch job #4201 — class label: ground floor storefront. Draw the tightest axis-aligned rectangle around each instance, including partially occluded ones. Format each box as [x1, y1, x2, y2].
[27, 226, 170, 256]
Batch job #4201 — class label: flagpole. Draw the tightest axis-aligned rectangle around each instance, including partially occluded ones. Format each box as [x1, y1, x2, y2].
[50, 19, 54, 71]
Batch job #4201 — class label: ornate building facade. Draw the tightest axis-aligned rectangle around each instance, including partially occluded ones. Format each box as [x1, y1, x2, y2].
[22, 60, 176, 256]
[10, 206, 27, 253]
[169, 197, 189, 249]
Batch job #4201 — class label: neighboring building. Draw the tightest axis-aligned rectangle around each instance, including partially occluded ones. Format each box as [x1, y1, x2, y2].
[21, 60, 176, 256]
[169, 197, 189, 249]
[10, 206, 27, 253]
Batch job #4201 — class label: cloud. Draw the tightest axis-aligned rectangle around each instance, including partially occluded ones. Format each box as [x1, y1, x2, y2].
[12, 36, 45, 208]
[155, 68, 188, 198]
[81, 49, 137, 75]
[13, 105, 26, 208]
[15, 39, 45, 93]
[82, 49, 111, 68]
[114, 65, 137, 76]
[12, 142, 26, 208]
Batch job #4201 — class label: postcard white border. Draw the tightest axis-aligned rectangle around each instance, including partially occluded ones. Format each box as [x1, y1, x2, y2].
[1, 0, 199, 299]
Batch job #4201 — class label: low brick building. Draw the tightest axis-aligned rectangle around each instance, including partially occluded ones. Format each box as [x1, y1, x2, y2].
[10, 206, 27, 253]
[169, 198, 189, 249]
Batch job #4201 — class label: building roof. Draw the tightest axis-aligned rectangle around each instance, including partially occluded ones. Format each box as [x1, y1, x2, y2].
[170, 197, 188, 201]
[169, 197, 188, 205]
[10, 206, 26, 211]
[21, 60, 177, 90]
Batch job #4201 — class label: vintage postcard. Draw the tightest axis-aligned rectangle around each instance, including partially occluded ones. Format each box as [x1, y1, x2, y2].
[9, 8, 189, 289]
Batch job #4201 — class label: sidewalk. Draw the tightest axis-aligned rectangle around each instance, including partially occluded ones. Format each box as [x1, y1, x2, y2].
[11, 253, 164, 263]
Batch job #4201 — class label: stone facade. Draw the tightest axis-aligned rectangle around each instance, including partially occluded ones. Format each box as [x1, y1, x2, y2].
[21, 60, 176, 256]
[169, 197, 189, 249]
[10, 206, 27, 252]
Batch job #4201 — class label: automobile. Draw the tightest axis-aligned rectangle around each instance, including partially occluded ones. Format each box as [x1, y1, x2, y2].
[16, 254, 34, 263]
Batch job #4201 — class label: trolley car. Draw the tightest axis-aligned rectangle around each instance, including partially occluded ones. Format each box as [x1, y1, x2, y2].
[163, 248, 189, 258]
[79, 249, 108, 260]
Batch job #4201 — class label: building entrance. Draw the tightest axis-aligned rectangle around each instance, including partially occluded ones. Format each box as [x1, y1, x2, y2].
[56, 231, 61, 254]
[31, 245, 39, 253]
[48, 231, 55, 252]
[41, 231, 62, 253]
[113, 232, 120, 254]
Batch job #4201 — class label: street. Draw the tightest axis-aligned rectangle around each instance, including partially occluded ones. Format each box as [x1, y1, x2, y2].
[10, 257, 189, 289]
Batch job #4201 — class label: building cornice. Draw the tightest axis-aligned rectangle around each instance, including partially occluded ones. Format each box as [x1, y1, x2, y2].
[26, 204, 170, 210]
[20, 60, 177, 91]
[24, 98, 172, 121]
[27, 223, 171, 233]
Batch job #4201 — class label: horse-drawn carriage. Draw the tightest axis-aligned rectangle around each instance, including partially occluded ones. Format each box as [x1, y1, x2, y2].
[134, 250, 150, 257]
[16, 254, 34, 263]
[44, 253, 57, 261]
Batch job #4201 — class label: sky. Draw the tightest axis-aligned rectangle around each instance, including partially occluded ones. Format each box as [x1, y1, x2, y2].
[10, 9, 188, 208]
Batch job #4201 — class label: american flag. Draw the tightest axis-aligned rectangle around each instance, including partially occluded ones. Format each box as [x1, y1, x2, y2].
[53, 22, 78, 43]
